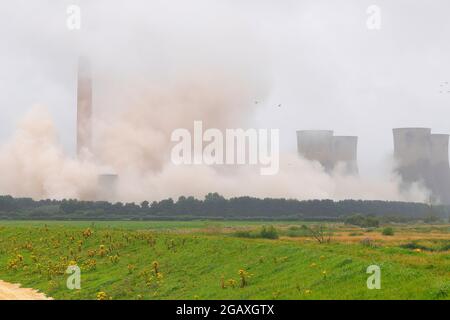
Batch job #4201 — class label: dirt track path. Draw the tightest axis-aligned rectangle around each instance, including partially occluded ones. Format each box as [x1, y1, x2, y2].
[0, 280, 52, 300]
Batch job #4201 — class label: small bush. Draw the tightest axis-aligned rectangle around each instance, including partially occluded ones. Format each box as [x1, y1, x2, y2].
[433, 283, 449, 299]
[399, 242, 432, 251]
[260, 226, 279, 239]
[233, 226, 279, 240]
[303, 224, 331, 244]
[382, 227, 394, 236]
[284, 225, 310, 237]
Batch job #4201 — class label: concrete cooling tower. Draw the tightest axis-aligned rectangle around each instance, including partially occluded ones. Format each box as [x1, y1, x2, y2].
[77, 57, 93, 158]
[297, 130, 334, 171]
[393, 128, 431, 168]
[332, 136, 358, 175]
[393, 128, 450, 204]
[430, 134, 450, 204]
[430, 134, 449, 167]
[393, 128, 432, 184]
[296, 130, 359, 174]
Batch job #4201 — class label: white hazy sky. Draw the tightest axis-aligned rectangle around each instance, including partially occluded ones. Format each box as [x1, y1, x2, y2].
[0, 0, 449, 178]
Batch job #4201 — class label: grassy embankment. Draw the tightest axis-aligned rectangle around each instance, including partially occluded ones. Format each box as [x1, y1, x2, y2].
[0, 221, 448, 300]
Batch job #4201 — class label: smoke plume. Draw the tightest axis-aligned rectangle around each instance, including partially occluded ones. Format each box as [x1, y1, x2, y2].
[0, 0, 433, 203]
[0, 104, 429, 203]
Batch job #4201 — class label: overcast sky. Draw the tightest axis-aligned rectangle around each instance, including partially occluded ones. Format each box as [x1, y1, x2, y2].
[1, 0, 449, 178]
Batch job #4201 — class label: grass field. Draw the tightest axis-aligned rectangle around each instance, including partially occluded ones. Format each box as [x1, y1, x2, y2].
[0, 220, 448, 300]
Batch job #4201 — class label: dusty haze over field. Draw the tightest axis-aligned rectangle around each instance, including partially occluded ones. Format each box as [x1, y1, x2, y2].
[0, 0, 448, 202]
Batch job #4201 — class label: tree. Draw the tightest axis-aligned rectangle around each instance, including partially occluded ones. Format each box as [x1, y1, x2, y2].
[303, 224, 331, 244]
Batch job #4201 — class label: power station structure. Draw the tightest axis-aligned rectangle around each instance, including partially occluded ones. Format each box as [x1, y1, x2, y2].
[393, 128, 450, 204]
[77, 57, 93, 158]
[332, 136, 358, 175]
[75, 57, 450, 204]
[76, 57, 118, 200]
[296, 130, 359, 175]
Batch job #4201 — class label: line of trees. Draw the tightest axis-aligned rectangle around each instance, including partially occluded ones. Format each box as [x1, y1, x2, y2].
[0, 193, 448, 221]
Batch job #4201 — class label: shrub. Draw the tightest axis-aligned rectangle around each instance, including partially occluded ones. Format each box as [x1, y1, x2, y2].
[233, 226, 279, 240]
[303, 224, 331, 244]
[152, 261, 159, 275]
[399, 242, 432, 251]
[433, 283, 449, 299]
[382, 227, 394, 236]
[238, 269, 250, 287]
[285, 226, 310, 237]
[260, 226, 279, 239]
[96, 291, 109, 300]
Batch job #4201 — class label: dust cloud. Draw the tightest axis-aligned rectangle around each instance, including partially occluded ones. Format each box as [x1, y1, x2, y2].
[0, 105, 428, 203]
[0, 1, 431, 203]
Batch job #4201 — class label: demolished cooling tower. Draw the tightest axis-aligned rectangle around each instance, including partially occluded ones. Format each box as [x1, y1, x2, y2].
[430, 134, 449, 167]
[430, 134, 450, 204]
[393, 128, 450, 204]
[393, 128, 431, 167]
[332, 136, 358, 175]
[296, 130, 359, 174]
[297, 130, 334, 171]
[393, 128, 432, 184]
[77, 57, 93, 158]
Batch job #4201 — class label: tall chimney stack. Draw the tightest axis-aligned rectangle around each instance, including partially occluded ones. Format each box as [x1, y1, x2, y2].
[77, 57, 92, 158]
